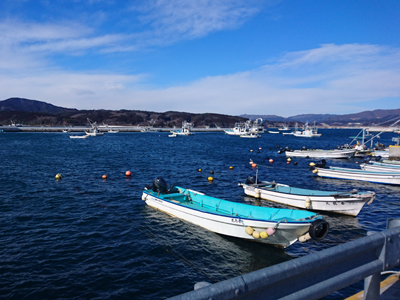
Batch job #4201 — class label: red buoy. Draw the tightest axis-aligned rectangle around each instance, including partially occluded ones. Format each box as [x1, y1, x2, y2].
[125, 171, 131, 176]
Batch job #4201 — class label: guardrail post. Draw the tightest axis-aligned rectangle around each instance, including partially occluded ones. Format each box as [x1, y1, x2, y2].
[364, 218, 400, 300]
[364, 273, 380, 300]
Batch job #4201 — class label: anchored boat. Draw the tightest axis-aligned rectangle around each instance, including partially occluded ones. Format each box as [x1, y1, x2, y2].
[239, 176, 375, 216]
[142, 177, 329, 248]
[360, 161, 400, 172]
[85, 118, 104, 136]
[281, 147, 356, 159]
[293, 122, 321, 138]
[170, 121, 194, 136]
[310, 160, 400, 185]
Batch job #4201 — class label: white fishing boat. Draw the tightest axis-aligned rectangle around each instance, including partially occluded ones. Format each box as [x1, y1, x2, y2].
[85, 118, 104, 136]
[278, 125, 290, 131]
[240, 133, 261, 138]
[249, 118, 265, 134]
[282, 132, 295, 136]
[360, 162, 400, 172]
[268, 131, 280, 134]
[168, 133, 177, 137]
[142, 177, 329, 248]
[170, 121, 194, 136]
[224, 122, 249, 136]
[311, 161, 400, 185]
[293, 122, 321, 137]
[284, 148, 356, 159]
[69, 135, 89, 139]
[239, 177, 375, 216]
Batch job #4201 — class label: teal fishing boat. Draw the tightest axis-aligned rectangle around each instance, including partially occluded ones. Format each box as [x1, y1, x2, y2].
[142, 177, 329, 248]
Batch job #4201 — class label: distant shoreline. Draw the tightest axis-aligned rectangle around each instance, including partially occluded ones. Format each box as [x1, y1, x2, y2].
[1, 125, 399, 133]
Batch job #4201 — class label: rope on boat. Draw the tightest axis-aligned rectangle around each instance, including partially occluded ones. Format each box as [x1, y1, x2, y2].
[74, 187, 218, 283]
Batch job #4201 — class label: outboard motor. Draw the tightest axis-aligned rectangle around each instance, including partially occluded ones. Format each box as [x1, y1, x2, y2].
[315, 159, 327, 168]
[152, 177, 168, 193]
[284, 146, 291, 152]
[301, 146, 307, 151]
[245, 175, 260, 185]
[309, 219, 329, 240]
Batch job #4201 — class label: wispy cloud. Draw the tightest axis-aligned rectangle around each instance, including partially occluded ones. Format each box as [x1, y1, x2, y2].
[1, 44, 398, 116]
[0, 0, 264, 56]
[135, 0, 263, 42]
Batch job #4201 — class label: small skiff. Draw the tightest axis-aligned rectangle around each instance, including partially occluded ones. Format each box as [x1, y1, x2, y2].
[284, 148, 356, 159]
[142, 177, 329, 248]
[311, 161, 400, 185]
[240, 133, 261, 138]
[239, 177, 375, 216]
[360, 162, 400, 173]
[69, 135, 89, 139]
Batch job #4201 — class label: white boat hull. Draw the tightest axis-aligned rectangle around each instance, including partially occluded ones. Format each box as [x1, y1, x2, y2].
[142, 192, 314, 247]
[360, 163, 400, 173]
[240, 184, 374, 216]
[285, 149, 356, 159]
[314, 167, 400, 185]
[86, 132, 104, 136]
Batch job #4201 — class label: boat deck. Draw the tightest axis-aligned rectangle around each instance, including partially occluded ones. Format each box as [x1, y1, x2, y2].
[146, 189, 317, 222]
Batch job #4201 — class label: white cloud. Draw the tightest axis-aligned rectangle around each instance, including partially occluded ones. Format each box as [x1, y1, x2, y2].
[0, 15, 399, 118]
[135, 0, 262, 42]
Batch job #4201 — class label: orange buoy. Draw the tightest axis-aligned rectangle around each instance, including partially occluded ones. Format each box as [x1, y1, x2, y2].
[251, 163, 257, 168]
[125, 171, 131, 176]
[269, 159, 274, 163]
[229, 166, 234, 170]
[286, 161, 290, 164]
[102, 174, 107, 179]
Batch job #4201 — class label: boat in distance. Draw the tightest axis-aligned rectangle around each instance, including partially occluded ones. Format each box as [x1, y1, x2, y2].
[69, 135, 89, 139]
[282, 148, 356, 159]
[240, 133, 261, 138]
[239, 176, 375, 216]
[293, 122, 321, 138]
[310, 160, 400, 185]
[142, 177, 329, 248]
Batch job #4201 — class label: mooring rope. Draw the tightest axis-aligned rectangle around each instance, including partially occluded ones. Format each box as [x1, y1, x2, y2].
[75, 187, 218, 283]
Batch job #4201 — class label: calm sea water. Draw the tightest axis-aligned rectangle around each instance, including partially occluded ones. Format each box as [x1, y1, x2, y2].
[1, 129, 400, 299]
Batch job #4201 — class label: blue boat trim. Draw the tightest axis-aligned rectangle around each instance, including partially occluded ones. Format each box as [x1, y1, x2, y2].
[143, 188, 321, 224]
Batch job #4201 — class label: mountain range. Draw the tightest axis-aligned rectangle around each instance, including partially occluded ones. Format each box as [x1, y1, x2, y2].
[1, 97, 400, 127]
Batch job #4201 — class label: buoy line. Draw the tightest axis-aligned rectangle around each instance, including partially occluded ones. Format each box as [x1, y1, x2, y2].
[74, 187, 218, 283]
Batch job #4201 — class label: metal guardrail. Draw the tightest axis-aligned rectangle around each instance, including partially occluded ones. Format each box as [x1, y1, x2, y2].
[168, 218, 400, 300]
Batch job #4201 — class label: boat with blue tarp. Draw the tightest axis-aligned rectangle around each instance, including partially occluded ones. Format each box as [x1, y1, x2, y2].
[142, 177, 329, 248]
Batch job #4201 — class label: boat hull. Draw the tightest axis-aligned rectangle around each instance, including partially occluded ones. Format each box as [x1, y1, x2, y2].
[285, 149, 356, 159]
[240, 183, 375, 216]
[360, 163, 400, 172]
[314, 167, 400, 185]
[142, 189, 321, 248]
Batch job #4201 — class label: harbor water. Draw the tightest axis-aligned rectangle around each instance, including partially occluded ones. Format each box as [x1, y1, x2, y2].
[1, 129, 400, 299]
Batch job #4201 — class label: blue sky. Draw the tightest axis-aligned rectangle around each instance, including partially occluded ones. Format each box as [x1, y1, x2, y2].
[0, 0, 400, 117]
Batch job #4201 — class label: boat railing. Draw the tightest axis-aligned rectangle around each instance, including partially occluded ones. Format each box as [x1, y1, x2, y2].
[167, 218, 400, 300]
